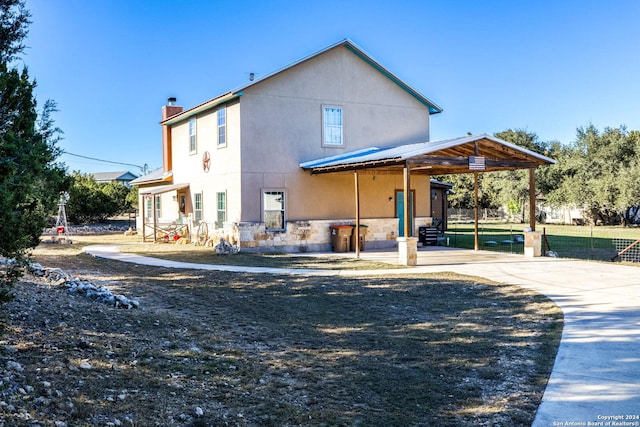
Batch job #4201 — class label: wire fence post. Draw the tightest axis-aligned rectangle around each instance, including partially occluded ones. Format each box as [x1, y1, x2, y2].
[510, 225, 513, 254]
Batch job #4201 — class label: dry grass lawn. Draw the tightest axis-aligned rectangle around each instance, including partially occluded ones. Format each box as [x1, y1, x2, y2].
[0, 234, 563, 426]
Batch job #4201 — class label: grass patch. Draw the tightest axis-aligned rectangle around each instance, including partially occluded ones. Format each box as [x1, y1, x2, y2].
[445, 222, 640, 262]
[0, 236, 565, 426]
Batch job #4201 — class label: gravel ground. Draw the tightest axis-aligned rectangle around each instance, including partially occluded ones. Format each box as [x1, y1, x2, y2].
[0, 245, 562, 426]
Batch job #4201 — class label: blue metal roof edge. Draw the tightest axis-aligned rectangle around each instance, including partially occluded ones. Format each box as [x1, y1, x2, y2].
[299, 146, 383, 168]
[299, 133, 556, 171]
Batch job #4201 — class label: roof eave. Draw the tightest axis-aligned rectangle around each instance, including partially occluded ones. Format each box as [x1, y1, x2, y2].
[129, 170, 174, 186]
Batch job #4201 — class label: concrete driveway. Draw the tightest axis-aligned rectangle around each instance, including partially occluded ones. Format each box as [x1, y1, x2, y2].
[85, 245, 640, 425]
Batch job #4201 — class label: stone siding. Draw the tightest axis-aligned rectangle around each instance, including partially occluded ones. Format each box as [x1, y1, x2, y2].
[200, 217, 433, 253]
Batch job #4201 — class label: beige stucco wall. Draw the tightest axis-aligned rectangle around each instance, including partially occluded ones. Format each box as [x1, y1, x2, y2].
[168, 100, 243, 227]
[137, 43, 436, 250]
[238, 44, 432, 224]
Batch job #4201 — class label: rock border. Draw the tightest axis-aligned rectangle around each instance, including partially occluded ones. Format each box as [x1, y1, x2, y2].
[27, 263, 139, 309]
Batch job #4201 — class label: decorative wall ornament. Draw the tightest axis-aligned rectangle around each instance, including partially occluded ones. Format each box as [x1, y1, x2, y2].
[202, 151, 211, 172]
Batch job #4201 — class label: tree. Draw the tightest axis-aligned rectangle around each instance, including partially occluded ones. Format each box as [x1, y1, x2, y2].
[65, 172, 134, 223]
[441, 173, 500, 210]
[486, 130, 554, 223]
[548, 125, 640, 225]
[126, 185, 139, 211]
[0, 0, 66, 303]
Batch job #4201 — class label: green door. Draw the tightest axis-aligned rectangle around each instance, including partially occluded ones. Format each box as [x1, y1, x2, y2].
[396, 191, 414, 237]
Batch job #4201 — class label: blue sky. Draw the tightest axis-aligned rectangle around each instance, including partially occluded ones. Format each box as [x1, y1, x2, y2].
[24, 0, 640, 175]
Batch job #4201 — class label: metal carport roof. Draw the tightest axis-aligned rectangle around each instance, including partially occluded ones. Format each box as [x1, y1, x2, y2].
[300, 134, 555, 175]
[300, 133, 556, 259]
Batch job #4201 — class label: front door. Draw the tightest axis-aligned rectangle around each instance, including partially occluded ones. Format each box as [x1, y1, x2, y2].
[396, 190, 414, 237]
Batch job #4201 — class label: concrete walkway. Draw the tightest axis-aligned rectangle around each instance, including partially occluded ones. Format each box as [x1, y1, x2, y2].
[84, 245, 640, 426]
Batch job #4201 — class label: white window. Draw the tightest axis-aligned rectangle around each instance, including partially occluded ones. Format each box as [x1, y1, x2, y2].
[154, 195, 161, 219]
[145, 197, 152, 220]
[217, 107, 226, 147]
[216, 192, 226, 229]
[189, 118, 197, 153]
[194, 192, 202, 223]
[322, 106, 343, 147]
[263, 190, 285, 231]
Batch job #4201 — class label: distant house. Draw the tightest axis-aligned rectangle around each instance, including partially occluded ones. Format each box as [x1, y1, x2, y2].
[130, 39, 554, 253]
[92, 171, 139, 188]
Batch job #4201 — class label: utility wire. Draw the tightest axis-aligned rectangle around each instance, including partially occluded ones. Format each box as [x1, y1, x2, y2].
[63, 151, 147, 172]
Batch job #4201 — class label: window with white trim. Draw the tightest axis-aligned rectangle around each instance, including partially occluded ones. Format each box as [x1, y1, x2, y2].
[217, 107, 226, 147]
[263, 190, 285, 231]
[189, 118, 197, 153]
[216, 192, 226, 229]
[154, 195, 161, 219]
[322, 106, 343, 146]
[145, 197, 152, 220]
[194, 192, 203, 223]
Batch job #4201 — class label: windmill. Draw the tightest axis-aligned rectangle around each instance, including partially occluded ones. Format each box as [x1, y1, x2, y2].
[55, 192, 70, 243]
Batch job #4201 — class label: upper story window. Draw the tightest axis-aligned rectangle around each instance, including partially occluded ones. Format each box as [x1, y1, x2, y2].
[217, 107, 226, 147]
[322, 106, 343, 147]
[189, 118, 197, 154]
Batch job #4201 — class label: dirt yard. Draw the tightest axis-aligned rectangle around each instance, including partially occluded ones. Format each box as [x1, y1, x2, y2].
[0, 236, 563, 426]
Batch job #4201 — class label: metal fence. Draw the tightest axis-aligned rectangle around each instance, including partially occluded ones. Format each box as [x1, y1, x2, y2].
[443, 222, 640, 263]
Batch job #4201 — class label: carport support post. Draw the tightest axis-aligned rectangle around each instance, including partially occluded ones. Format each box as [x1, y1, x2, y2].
[529, 168, 536, 231]
[152, 195, 158, 243]
[398, 164, 418, 266]
[354, 170, 360, 258]
[523, 167, 543, 257]
[404, 165, 410, 239]
[141, 195, 147, 242]
[474, 171, 479, 251]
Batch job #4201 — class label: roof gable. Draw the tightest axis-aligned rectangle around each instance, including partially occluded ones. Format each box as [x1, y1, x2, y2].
[161, 39, 441, 126]
[341, 41, 442, 114]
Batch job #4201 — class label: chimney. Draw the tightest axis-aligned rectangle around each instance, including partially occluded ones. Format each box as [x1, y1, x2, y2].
[161, 97, 183, 173]
[162, 96, 183, 121]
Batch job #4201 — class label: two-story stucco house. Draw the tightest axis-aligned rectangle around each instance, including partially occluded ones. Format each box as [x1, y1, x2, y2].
[131, 39, 553, 255]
